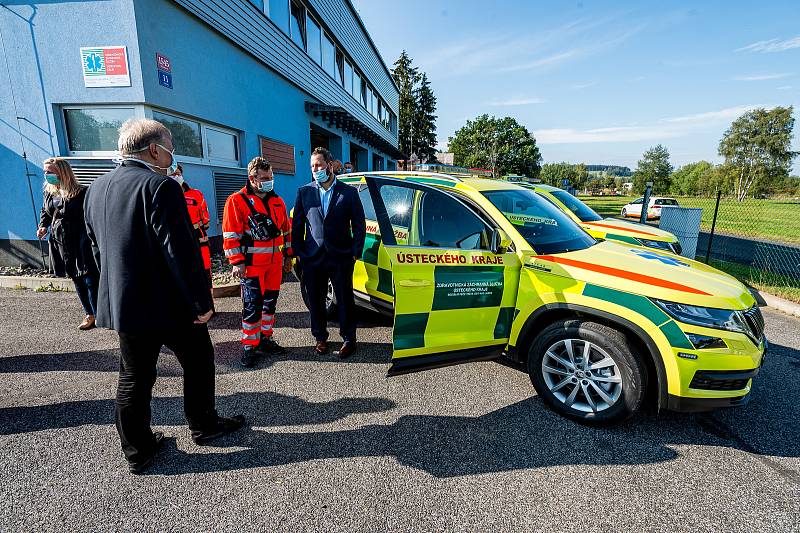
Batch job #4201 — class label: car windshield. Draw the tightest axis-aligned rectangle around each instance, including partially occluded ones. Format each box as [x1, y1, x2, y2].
[549, 190, 603, 222]
[482, 189, 596, 254]
[655, 198, 678, 206]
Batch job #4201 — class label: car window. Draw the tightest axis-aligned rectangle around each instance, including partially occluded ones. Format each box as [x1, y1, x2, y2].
[482, 189, 595, 255]
[549, 190, 603, 222]
[655, 199, 678, 206]
[632, 198, 643, 205]
[379, 185, 413, 231]
[358, 185, 377, 221]
[413, 189, 491, 250]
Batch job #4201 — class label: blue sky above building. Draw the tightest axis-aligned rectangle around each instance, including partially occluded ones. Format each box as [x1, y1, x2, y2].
[352, 0, 800, 172]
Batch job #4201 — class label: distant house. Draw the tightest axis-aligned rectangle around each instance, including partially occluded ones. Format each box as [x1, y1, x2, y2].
[435, 152, 455, 165]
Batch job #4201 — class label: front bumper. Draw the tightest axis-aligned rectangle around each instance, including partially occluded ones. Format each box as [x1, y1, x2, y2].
[667, 391, 751, 412]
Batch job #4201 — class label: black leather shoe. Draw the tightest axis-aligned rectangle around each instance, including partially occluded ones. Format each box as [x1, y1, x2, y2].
[128, 431, 165, 474]
[192, 415, 246, 446]
[240, 347, 257, 368]
[334, 341, 356, 359]
[315, 340, 329, 355]
[259, 337, 287, 355]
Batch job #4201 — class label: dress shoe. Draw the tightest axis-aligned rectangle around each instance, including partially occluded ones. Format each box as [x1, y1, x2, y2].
[128, 431, 165, 474]
[192, 415, 246, 446]
[315, 340, 329, 355]
[78, 315, 96, 330]
[258, 337, 287, 355]
[334, 341, 356, 359]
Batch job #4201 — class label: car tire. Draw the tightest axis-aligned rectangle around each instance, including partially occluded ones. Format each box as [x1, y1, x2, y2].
[527, 319, 647, 426]
[297, 269, 337, 318]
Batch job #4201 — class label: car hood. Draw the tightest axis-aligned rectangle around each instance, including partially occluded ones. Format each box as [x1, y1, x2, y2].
[581, 218, 677, 242]
[527, 240, 755, 310]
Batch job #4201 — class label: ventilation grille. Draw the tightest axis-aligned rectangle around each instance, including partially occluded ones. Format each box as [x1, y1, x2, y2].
[213, 170, 247, 222]
[742, 306, 765, 343]
[63, 158, 117, 187]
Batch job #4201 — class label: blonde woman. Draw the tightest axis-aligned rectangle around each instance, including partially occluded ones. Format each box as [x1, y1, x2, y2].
[37, 157, 99, 330]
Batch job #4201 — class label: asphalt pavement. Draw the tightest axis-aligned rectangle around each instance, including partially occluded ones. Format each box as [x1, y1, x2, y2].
[1, 279, 798, 532]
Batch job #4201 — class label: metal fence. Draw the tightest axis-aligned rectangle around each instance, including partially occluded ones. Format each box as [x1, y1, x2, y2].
[674, 192, 800, 296]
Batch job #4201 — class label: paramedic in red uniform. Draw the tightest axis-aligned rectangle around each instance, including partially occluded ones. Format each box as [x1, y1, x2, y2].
[172, 164, 213, 296]
[222, 157, 292, 368]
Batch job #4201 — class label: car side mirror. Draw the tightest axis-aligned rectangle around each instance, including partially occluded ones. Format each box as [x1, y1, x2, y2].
[490, 228, 512, 254]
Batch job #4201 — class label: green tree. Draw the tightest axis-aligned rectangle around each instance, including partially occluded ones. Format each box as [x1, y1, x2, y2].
[719, 106, 798, 201]
[449, 115, 542, 178]
[632, 144, 673, 194]
[539, 162, 573, 187]
[413, 72, 438, 163]
[391, 50, 419, 157]
[669, 161, 713, 196]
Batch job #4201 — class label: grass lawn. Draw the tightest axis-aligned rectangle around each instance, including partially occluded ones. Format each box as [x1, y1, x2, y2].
[709, 259, 800, 304]
[579, 195, 800, 245]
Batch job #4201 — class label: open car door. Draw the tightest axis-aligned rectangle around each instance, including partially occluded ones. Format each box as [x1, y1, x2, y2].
[365, 175, 521, 376]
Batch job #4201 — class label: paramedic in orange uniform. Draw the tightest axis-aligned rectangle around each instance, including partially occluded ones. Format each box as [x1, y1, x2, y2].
[172, 164, 213, 295]
[222, 157, 293, 368]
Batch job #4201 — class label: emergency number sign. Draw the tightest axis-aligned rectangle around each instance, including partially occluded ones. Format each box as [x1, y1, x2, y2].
[80, 46, 131, 87]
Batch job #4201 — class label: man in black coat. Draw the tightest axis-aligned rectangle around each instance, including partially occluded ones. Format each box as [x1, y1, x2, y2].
[84, 118, 244, 474]
[291, 147, 366, 359]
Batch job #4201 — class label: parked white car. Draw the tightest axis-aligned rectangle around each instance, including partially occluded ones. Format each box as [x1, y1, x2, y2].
[621, 196, 679, 220]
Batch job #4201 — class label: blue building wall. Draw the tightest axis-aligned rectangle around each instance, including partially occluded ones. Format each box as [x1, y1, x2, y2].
[0, 0, 399, 266]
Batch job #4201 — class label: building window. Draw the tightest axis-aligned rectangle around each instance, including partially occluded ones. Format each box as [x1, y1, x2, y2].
[360, 78, 368, 108]
[205, 127, 238, 163]
[306, 13, 321, 65]
[344, 60, 354, 95]
[64, 107, 135, 153]
[321, 32, 335, 78]
[152, 111, 203, 158]
[260, 137, 295, 175]
[335, 49, 344, 86]
[352, 70, 361, 101]
[289, 1, 306, 49]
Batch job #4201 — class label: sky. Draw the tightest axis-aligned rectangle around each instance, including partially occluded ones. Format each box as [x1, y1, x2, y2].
[351, 0, 800, 173]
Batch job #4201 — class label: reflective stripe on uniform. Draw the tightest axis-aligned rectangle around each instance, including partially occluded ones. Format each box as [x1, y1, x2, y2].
[249, 246, 278, 255]
[223, 231, 242, 239]
[224, 247, 242, 257]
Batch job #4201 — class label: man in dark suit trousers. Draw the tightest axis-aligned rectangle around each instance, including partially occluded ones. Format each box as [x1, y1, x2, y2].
[291, 147, 366, 358]
[84, 119, 244, 474]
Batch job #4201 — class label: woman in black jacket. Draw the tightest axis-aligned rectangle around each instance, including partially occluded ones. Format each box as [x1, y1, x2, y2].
[37, 157, 99, 330]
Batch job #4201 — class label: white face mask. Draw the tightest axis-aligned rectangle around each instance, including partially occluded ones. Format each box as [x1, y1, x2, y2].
[172, 174, 184, 186]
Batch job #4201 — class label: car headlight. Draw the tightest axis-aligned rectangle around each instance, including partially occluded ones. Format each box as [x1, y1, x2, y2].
[638, 238, 673, 252]
[653, 299, 749, 335]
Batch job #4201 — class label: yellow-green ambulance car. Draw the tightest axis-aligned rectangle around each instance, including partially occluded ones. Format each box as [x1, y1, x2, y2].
[522, 183, 682, 254]
[295, 171, 766, 425]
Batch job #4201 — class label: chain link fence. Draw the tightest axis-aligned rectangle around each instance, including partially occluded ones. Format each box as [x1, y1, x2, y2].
[670, 193, 800, 300]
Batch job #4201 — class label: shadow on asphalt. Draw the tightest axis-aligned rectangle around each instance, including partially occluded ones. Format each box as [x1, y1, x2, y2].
[208, 307, 391, 331]
[1, 343, 797, 479]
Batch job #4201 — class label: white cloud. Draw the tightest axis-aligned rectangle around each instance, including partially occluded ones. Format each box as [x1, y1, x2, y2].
[733, 73, 792, 81]
[570, 81, 598, 90]
[535, 104, 768, 145]
[662, 104, 764, 123]
[498, 50, 580, 73]
[777, 85, 792, 90]
[487, 97, 546, 106]
[736, 36, 800, 53]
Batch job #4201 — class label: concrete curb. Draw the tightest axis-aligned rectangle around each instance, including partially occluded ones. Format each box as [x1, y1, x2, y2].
[0, 276, 243, 299]
[0, 276, 74, 292]
[752, 288, 800, 318]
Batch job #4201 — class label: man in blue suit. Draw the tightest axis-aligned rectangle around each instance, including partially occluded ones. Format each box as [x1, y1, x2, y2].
[291, 147, 366, 358]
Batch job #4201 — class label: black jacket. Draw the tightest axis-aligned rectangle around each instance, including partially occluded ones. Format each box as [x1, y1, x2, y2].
[39, 187, 98, 279]
[291, 179, 366, 265]
[84, 161, 213, 334]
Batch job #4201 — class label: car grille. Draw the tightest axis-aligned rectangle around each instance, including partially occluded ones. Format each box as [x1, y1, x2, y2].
[689, 369, 758, 391]
[742, 306, 765, 343]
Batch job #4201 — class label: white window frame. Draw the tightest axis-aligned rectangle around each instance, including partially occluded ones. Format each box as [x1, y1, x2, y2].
[62, 104, 145, 157]
[203, 125, 240, 166]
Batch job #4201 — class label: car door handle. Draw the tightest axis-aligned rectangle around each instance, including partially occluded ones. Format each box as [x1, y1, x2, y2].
[397, 279, 432, 287]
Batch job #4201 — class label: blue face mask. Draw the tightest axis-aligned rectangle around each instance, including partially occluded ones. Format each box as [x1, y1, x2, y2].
[313, 168, 329, 183]
[44, 174, 59, 185]
[258, 180, 274, 193]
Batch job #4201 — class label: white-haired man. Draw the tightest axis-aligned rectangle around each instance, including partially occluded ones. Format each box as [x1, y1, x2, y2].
[84, 118, 245, 474]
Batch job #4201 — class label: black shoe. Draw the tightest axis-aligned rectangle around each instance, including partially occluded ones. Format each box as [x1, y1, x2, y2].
[128, 431, 165, 474]
[240, 347, 258, 368]
[192, 415, 246, 446]
[258, 337, 287, 355]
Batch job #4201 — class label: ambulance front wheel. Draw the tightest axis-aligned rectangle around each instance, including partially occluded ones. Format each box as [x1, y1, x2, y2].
[527, 319, 647, 426]
[299, 276, 337, 318]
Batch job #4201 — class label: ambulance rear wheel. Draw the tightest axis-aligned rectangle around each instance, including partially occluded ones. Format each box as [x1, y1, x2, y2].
[527, 319, 646, 426]
[299, 277, 337, 318]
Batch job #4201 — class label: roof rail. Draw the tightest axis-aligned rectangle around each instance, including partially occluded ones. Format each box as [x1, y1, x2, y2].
[341, 170, 463, 183]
